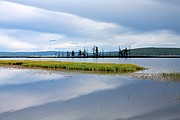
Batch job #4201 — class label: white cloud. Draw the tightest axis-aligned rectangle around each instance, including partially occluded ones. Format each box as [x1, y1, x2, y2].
[0, 28, 180, 52]
[0, 1, 121, 38]
[0, 32, 37, 51]
[3, 0, 180, 33]
[0, 1, 179, 52]
[0, 1, 40, 22]
[107, 30, 180, 49]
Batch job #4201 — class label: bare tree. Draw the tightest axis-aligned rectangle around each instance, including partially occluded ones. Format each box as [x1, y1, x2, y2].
[72, 50, 75, 57]
[95, 46, 99, 57]
[82, 47, 86, 57]
[67, 51, 70, 57]
[92, 46, 96, 57]
[78, 50, 82, 57]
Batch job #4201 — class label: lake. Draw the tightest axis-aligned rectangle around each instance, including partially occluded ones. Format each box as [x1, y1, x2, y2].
[0, 58, 180, 120]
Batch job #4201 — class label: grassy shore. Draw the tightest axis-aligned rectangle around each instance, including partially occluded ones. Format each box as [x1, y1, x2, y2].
[0, 60, 145, 73]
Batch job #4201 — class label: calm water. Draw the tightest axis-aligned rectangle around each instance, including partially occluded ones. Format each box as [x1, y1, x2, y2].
[0, 58, 180, 120]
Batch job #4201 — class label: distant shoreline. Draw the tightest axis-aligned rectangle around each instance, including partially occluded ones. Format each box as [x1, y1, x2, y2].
[0, 55, 180, 58]
[0, 48, 179, 58]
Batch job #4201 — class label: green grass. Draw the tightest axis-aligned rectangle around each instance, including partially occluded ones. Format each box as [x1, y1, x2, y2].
[0, 60, 145, 73]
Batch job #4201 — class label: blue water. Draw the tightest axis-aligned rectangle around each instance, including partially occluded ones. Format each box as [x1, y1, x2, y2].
[0, 58, 179, 120]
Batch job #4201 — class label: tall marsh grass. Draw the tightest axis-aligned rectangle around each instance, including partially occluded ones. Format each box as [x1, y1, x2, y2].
[161, 73, 180, 81]
[131, 72, 180, 82]
[0, 60, 145, 73]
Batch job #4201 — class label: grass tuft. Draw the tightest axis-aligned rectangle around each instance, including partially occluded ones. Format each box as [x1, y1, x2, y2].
[130, 72, 180, 82]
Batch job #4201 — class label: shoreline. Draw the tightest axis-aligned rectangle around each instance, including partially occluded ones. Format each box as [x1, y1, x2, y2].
[0, 55, 180, 58]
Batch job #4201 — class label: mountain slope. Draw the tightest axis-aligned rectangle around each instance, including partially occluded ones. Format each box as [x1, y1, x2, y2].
[130, 48, 180, 56]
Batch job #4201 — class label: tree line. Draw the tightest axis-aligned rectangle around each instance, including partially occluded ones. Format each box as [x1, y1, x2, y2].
[54, 46, 130, 58]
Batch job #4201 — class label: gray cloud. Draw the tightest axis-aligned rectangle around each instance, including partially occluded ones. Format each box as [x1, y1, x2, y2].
[3, 0, 180, 33]
[0, 0, 180, 51]
[0, 1, 122, 39]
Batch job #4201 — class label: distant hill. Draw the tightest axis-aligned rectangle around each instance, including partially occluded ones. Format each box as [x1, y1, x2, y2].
[130, 48, 180, 56]
[0, 51, 57, 57]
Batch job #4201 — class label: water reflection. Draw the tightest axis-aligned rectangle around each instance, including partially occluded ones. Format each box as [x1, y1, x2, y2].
[1, 76, 180, 120]
[0, 67, 133, 114]
[0, 58, 179, 120]
[0, 67, 66, 85]
[0, 68, 179, 120]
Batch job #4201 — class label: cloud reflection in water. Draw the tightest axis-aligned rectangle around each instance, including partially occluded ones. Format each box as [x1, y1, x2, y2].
[0, 67, 130, 113]
[0, 67, 180, 120]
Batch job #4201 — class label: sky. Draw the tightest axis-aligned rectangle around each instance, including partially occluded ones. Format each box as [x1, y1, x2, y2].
[0, 0, 180, 52]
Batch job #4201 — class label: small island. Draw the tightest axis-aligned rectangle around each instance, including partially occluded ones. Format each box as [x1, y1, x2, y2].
[0, 60, 145, 73]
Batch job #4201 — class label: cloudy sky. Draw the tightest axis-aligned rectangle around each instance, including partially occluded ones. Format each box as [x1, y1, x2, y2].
[0, 0, 180, 51]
